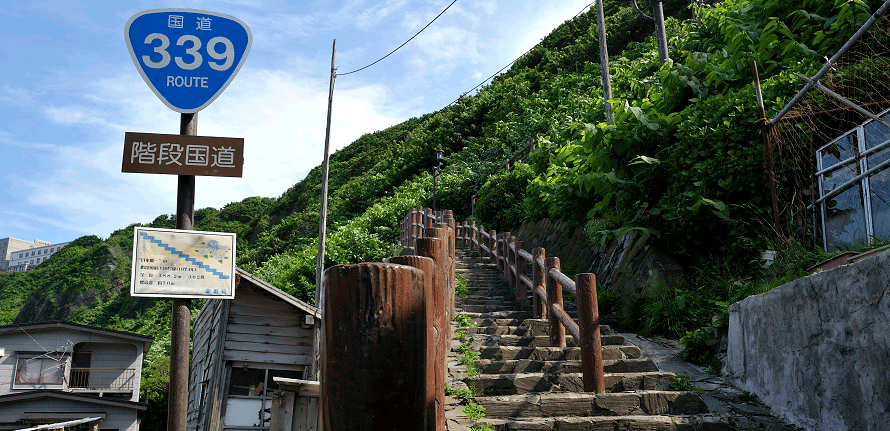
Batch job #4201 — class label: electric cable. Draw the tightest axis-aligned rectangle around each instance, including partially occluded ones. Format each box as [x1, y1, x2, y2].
[340, 0, 459, 76]
[443, 1, 596, 109]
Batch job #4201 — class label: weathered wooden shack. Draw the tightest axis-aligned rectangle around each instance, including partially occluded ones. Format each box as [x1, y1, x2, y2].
[187, 268, 319, 431]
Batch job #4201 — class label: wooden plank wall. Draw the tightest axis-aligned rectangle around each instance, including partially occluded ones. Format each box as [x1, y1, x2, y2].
[223, 285, 314, 369]
[187, 299, 228, 431]
[271, 392, 318, 431]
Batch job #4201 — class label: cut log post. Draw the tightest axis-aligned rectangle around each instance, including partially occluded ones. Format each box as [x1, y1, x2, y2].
[532, 248, 546, 319]
[322, 262, 427, 431]
[389, 254, 444, 431]
[576, 273, 605, 393]
[545, 257, 566, 348]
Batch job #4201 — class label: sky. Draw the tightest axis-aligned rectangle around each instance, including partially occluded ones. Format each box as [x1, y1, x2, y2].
[0, 0, 592, 245]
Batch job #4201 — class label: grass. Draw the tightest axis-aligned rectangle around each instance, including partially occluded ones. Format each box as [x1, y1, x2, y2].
[464, 403, 486, 421]
[456, 273, 469, 301]
[669, 374, 692, 391]
[445, 383, 491, 429]
[455, 313, 475, 327]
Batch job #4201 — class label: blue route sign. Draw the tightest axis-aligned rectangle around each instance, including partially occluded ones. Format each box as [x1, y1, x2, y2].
[125, 9, 252, 114]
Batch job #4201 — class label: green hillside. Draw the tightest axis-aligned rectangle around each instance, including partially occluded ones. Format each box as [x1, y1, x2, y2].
[0, 0, 882, 426]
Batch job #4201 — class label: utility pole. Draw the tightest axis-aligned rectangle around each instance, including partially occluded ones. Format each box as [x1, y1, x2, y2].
[595, 0, 614, 124]
[313, 38, 336, 431]
[629, 0, 670, 65]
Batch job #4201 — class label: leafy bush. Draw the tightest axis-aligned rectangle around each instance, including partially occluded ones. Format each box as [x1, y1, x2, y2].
[476, 163, 535, 231]
[680, 327, 716, 365]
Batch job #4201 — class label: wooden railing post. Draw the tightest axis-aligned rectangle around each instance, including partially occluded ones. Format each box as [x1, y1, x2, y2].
[489, 230, 497, 264]
[413, 207, 423, 249]
[322, 263, 427, 430]
[576, 273, 605, 393]
[442, 211, 456, 325]
[503, 235, 513, 288]
[494, 234, 502, 271]
[425, 208, 433, 230]
[544, 257, 566, 347]
[391, 251, 444, 430]
[501, 232, 511, 277]
[515, 240, 526, 305]
[532, 248, 546, 319]
[469, 221, 477, 255]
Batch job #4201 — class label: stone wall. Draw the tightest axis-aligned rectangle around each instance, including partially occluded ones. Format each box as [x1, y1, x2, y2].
[511, 219, 684, 298]
[726, 249, 890, 430]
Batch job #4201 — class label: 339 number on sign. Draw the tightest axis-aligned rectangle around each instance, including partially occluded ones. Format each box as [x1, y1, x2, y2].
[125, 9, 252, 113]
[142, 34, 235, 71]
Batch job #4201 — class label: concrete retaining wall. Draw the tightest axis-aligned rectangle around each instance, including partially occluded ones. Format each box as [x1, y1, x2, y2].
[726, 249, 890, 430]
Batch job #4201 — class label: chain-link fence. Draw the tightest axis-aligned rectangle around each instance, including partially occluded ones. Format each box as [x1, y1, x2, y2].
[766, 6, 890, 251]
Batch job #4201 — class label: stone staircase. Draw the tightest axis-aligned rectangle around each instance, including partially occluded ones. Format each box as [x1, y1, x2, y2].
[447, 248, 731, 431]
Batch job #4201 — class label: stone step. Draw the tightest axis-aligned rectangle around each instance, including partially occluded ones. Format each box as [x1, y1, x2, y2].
[480, 413, 734, 431]
[455, 317, 525, 328]
[473, 358, 658, 374]
[462, 304, 529, 313]
[467, 334, 626, 348]
[477, 345, 642, 361]
[463, 371, 677, 396]
[458, 310, 534, 320]
[461, 298, 524, 307]
[461, 291, 513, 298]
[477, 391, 709, 418]
[459, 324, 612, 337]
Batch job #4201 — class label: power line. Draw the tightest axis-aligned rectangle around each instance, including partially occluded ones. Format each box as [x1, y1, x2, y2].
[340, 0, 459, 76]
[444, 1, 596, 109]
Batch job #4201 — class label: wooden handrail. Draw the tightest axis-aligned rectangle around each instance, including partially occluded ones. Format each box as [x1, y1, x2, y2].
[548, 268, 577, 296]
[454, 221, 605, 393]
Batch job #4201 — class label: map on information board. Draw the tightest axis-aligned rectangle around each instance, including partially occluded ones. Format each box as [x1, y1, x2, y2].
[131, 227, 236, 299]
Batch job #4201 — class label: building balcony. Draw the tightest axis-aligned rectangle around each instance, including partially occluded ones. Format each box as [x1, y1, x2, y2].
[68, 368, 135, 393]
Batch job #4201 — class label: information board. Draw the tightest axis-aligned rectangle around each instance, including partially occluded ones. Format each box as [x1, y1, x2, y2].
[131, 227, 236, 299]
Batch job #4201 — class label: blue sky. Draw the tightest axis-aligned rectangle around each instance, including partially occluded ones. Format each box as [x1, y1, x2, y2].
[0, 0, 591, 244]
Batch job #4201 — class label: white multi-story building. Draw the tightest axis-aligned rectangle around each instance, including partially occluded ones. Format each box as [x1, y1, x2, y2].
[0, 238, 70, 272]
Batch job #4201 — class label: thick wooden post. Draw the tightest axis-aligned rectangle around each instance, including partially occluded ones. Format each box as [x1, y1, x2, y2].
[425, 207, 433, 230]
[389, 254, 443, 431]
[322, 262, 427, 431]
[426, 227, 451, 339]
[544, 257, 566, 348]
[532, 248, 546, 319]
[515, 240, 525, 304]
[576, 273, 605, 393]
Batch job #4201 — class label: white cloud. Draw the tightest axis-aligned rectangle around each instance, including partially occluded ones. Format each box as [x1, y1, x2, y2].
[413, 26, 482, 64]
[11, 66, 410, 238]
[0, 86, 37, 107]
[356, 0, 408, 29]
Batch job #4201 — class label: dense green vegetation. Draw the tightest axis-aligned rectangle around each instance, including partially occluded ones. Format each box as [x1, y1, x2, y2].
[0, 0, 883, 423]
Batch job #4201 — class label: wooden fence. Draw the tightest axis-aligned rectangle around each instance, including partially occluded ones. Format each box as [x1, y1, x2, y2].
[321, 206, 456, 431]
[320, 207, 603, 430]
[454, 221, 606, 392]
